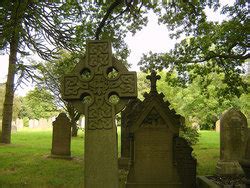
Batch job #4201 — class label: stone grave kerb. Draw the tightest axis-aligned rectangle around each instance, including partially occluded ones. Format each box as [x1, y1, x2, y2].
[61, 40, 137, 188]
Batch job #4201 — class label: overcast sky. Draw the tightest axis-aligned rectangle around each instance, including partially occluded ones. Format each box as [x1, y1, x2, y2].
[0, 0, 234, 96]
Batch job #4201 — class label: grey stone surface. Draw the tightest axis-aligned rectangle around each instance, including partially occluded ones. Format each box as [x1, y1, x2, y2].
[216, 108, 248, 175]
[61, 40, 137, 188]
[215, 120, 220, 132]
[51, 113, 71, 158]
[125, 71, 196, 188]
[38, 118, 48, 129]
[15, 118, 23, 130]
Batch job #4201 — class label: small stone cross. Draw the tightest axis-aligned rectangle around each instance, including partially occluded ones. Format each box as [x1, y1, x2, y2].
[61, 40, 137, 188]
[146, 70, 161, 93]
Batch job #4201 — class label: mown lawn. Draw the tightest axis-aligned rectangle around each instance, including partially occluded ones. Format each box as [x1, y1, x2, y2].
[0, 128, 219, 186]
[193, 130, 220, 175]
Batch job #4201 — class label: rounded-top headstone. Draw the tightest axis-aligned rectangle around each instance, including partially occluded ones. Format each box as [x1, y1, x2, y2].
[220, 108, 248, 161]
[216, 108, 248, 176]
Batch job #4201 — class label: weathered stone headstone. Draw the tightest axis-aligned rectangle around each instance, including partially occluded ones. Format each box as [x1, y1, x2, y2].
[11, 122, 17, 133]
[215, 119, 220, 132]
[38, 118, 48, 129]
[216, 108, 248, 175]
[34, 119, 39, 128]
[51, 113, 71, 159]
[120, 98, 142, 164]
[15, 118, 24, 130]
[78, 116, 85, 129]
[28, 119, 34, 128]
[125, 71, 196, 188]
[61, 40, 137, 187]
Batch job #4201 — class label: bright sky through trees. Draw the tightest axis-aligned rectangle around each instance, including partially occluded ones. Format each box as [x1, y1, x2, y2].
[0, 0, 234, 96]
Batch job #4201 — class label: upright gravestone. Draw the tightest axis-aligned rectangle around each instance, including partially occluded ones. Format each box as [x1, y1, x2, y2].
[15, 118, 24, 130]
[215, 119, 220, 132]
[38, 118, 48, 129]
[51, 113, 71, 159]
[28, 119, 34, 128]
[216, 108, 248, 175]
[61, 40, 137, 188]
[125, 71, 196, 188]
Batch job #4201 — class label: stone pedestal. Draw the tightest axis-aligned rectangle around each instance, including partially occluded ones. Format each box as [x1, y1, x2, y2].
[216, 161, 244, 175]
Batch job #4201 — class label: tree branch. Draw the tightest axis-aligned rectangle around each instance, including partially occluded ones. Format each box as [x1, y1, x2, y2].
[95, 0, 123, 40]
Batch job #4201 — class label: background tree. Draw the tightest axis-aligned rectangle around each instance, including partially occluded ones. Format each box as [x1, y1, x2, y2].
[0, 83, 22, 121]
[0, 0, 155, 143]
[138, 71, 249, 130]
[36, 52, 81, 136]
[19, 87, 58, 120]
[139, 1, 248, 99]
[0, 1, 81, 143]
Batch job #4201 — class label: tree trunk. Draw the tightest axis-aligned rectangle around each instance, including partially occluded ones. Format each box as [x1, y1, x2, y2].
[71, 121, 78, 137]
[1, 35, 18, 144]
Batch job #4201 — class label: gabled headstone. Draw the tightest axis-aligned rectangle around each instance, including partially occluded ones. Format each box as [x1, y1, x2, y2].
[125, 71, 196, 188]
[61, 40, 137, 187]
[51, 113, 71, 159]
[216, 108, 248, 175]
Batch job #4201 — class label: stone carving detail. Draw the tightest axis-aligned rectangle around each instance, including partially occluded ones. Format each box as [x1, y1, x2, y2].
[62, 41, 137, 130]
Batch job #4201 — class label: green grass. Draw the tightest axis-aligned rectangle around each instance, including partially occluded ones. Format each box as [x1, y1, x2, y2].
[0, 128, 219, 186]
[193, 130, 220, 175]
[0, 128, 85, 187]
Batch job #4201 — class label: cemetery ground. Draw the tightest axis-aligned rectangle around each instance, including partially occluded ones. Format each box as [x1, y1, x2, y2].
[0, 128, 219, 187]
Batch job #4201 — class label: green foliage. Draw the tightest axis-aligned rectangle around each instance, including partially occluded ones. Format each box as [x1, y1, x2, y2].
[20, 87, 58, 119]
[180, 125, 200, 145]
[23, 117, 29, 127]
[139, 1, 248, 98]
[0, 83, 22, 120]
[137, 71, 249, 130]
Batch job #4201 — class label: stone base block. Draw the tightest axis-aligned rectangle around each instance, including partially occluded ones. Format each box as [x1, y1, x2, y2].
[49, 154, 72, 160]
[118, 157, 130, 170]
[196, 176, 220, 188]
[216, 160, 244, 176]
[125, 182, 182, 188]
[240, 159, 250, 186]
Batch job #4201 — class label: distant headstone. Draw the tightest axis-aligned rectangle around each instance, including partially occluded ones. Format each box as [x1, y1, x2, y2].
[38, 118, 48, 129]
[125, 71, 196, 188]
[34, 119, 39, 128]
[15, 118, 23, 130]
[215, 119, 220, 132]
[51, 113, 71, 159]
[61, 40, 137, 187]
[216, 108, 248, 175]
[11, 122, 17, 133]
[28, 119, 34, 128]
[78, 116, 85, 129]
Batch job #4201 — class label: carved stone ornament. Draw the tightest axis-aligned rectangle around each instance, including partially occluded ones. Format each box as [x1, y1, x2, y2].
[61, 40, 137, 130]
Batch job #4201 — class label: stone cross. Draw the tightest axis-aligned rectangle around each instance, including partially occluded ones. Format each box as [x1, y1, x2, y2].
[146, 70, 161, 93]
[61, 40, 137, 188]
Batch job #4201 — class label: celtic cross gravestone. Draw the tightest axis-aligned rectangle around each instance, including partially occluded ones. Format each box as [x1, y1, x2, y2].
[61, 40, 137, 188]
